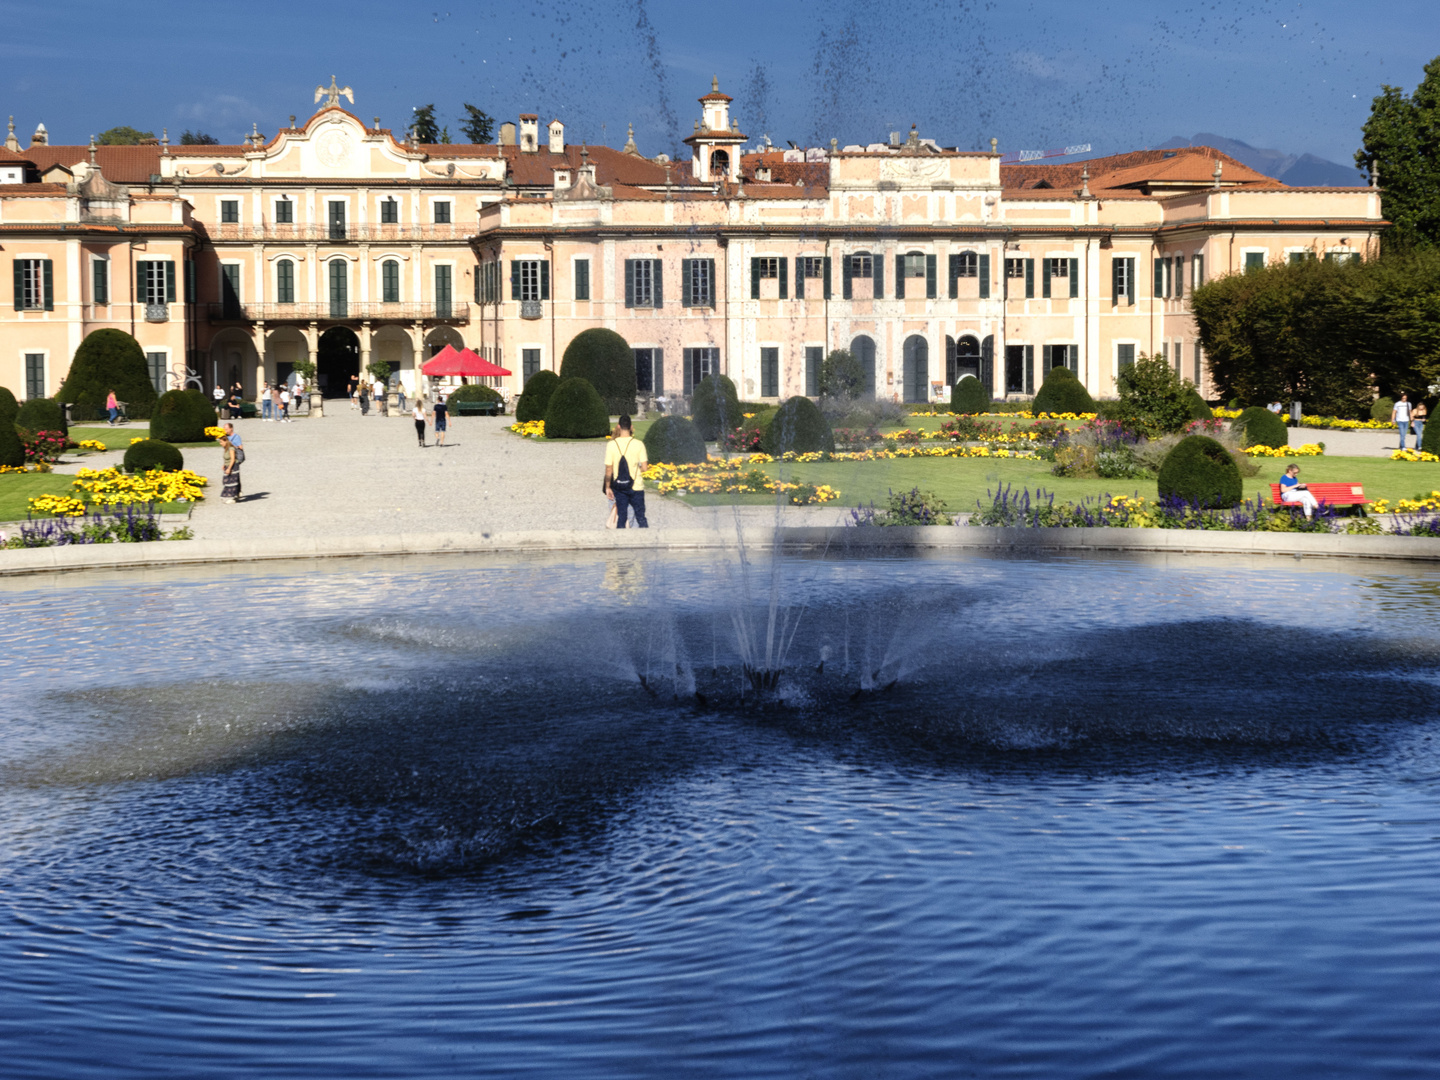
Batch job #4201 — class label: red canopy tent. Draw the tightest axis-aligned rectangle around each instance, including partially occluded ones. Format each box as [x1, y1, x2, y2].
[420, 346, 511, 379]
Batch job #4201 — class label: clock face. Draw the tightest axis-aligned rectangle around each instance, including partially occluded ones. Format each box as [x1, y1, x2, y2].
[316, 128, 353, 169]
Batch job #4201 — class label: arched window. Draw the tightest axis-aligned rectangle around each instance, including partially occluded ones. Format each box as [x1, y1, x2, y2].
[275, 258, 295, 305]
[850, 335, 876, 396]
[956, 335, 980, 381]
[710, 149, 730, 179]
[382, 259, 400, 303]
[903, 335, 929, 403]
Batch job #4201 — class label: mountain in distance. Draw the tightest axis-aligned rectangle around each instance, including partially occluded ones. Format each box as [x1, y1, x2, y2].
[1155, 132, 1364, 187]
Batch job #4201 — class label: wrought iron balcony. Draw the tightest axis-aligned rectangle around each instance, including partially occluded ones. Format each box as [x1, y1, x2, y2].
[520, 300, 544, 319]
[144, 303, 169, 322]
[205, 223, 474, 243]
[206, 301, 470, 324]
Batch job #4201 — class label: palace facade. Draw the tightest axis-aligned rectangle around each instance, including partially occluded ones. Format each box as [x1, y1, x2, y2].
[0, 80, 1384, 405]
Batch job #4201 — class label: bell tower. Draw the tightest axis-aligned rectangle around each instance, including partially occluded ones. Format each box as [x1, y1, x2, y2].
[684, 77, 746, 183]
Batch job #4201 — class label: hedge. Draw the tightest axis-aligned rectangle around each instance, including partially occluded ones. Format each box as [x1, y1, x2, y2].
[150, 389, 218, 443]
[0, 386, 23, 467]
[643, 416, 708, 465]
[446, 384, 503, 404]
[515, 370, 561, 424]
[1234, 406, 1288, 449]
[559, 328, 636, 415]
[760, 396, 835, 455]
[58, 329, 158, 422]
[543, 377, 610, 439]
[950, 375, 991, 414]
[122, 439, 184, 474]
[1031, 366, 1096, 415]
[14, 396, 66, 437]
[691, 374, 741, 440]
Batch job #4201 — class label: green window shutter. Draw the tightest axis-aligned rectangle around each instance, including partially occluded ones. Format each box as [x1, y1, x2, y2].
[705, 259, 716, 306]
[1127, 260, 1136, 305]
[794, 258, 804, 299]
[873, 255, 884, 298]
[750, 257, 760, 300]
[1154, 258, 1164, 298]
[575, 259, 590, 301]
[1069, 258, 1079, 298]
[1174, 256, 1184, 299]
[653, 348, 664, 396]
[1024, 258, 1034, 299]
[1195, 254, 1205, 287]
[1042, 258, 1052, 299]
[926, 254, 936, 299]
[42, 259, 54, 310]
[777, 257, 787, 300]
[1042, 344, 1053, 374]
[842, 256, 852, 299]
[1024, 344, 1035, 395]
[979, 254, 990, 298]
[652, 259, 662, 306]
[14, 260, 25, 310]
[948, 253, 959, 299]
[624, 259, 635, 307]
[823, 255, 832, 299]
[1112, 259, 1120, 305]
[164, 261, 176, 303]
[134, 261, 148, 303]
[511, 260, 521, 300]
[681, 260, 692, 307]
[894, 254, 906, 299]
[94, 260, 108, 304]
[540, 260, 550, 301]
[474, 265, 481, 302]
[185, 259, 196, 303]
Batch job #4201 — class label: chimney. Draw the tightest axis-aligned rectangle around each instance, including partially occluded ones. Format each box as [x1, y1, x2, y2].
[5, 116, 18, 152]
[548, 119, 564, 154]
[519, 114, 539, 153]
[31, 121, 48, 147]
[498, 121, 516, 146]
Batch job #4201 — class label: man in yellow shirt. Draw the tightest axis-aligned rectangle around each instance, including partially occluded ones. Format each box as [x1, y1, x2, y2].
[603, 414, 649, 528]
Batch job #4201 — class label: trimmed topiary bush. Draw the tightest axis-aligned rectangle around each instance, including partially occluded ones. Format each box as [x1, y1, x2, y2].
[950, 374, 991, 414]
[58, 329, 159, 422]
[559, 328, 636, 415]
[447, 384, 503, 404]
[643, 415, 708, 465]
[515, 370, 561, 424]
[0, 386, 24, 468]
[1423, 407, 1440, 457]
[1371, 396, 1395, 422]
[14, 397, 67, 437]
[150, 389, 218, 444]
[543, 377, 610, 439]
[819, 348, 866, 400]
[1233, 405, 1288, 449]
[691, 374, 741, 440]
[760, 395, 835, 455]
[1185, 388, 1213, 420]
[1157, 434, 1243, 508]
[1031, 366, 1096, 415]
[122, 438, 184, 474]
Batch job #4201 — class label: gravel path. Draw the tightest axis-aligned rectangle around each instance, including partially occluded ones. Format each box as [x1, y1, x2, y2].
[1289, 426, 1397, 456]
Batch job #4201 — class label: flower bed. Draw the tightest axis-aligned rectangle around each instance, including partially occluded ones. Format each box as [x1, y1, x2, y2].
[2, 506, 193, 547]
[1371, 490, 1440, 514]
[642, 459, 839, 504]
[76, 439, 107, 452]
[1390, 449, 1440, 462]
[507, 420, 546, 438]
[1245, 443, 1326, 457]
[1213, 406, 1393, 431]
[25, 467, 208, 517]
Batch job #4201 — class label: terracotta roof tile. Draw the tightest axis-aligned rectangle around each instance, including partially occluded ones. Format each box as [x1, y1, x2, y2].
[1002, 146, 1274, 196]
[20, 145, 162, 183]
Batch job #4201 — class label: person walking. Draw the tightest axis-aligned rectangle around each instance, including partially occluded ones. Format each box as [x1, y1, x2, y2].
[359, 381, 370, 416]
[413, 399, 428, 447]
[220, 435, 243, 504]
[1393, 393, 1413, 450]
[604, 414, 649, 528]
[105, 389, 119, 426]
[432, 393, 448, 445]
[348, 377, 359, 411]
[280, 385, 292, 422]
[261, 381, 274, 421]
[397, 383, 407, 412]
[373, 377, 386, 416]
[1412, 399, 1428, 450]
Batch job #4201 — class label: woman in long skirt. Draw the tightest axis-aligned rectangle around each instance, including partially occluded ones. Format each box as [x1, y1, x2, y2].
[220, 437, 242, 503]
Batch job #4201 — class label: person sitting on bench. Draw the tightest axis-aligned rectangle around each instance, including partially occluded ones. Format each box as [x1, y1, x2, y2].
[1279, 464, 1320, 518]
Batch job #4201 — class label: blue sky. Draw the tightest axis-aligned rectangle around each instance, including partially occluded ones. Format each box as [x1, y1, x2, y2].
[2, 0, 1435, 169]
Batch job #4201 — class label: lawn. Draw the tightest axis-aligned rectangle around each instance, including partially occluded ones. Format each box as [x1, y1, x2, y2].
[69, 426, 221, 451]
[0, 469, 202, 521]
[677, 454, 1440, 514]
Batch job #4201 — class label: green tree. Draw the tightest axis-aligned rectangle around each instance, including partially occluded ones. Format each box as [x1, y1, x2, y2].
[460, 104, 495, 144]
[411, 105, 439, 144]
[818, 349, 865, 399]
[180, 130, 219, 145]
[97, 126, 155, 145]
[1356, 56, 1440, 250]
[1106, 354, 1194, 436]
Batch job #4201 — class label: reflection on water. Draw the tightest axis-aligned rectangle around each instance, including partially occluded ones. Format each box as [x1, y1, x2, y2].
[3, 551, 1440, 1078]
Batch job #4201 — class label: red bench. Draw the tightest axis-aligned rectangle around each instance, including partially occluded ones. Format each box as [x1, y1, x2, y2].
[1269, 482, 1369, 513]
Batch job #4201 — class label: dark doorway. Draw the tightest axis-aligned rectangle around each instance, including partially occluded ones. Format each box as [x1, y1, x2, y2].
[1005, 345, 1026, 394]
[902, 335, 929, 403]
[850, 335, 876, 397]
[953, 336, 981, 383]
[317, 326, 360, 397]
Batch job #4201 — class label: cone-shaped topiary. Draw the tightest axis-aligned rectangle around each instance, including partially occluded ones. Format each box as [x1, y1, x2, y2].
[58, 329, 159, 422]
[14, 397, 67, 437]
[950, 375, 991, 414]
[1423, 406, 1440, 457]
[1031, 366, 1096, 415]
[1233, 406, 1288, 449]
[760, 395, 835, 455]
[515, 370, 560, 423]
[122, 438, 184, 474]
[1157, 434, 1243, 508]
[559, 328, 636, 415]
[543, 377, 611, 439]
[691, 374, 741, 440]
[150, 389, 218, 443]
[1185, 388, 1213, 420]
[1371, 397, 1394, 422]
[0, 386, 24, 467]
[643, 415, 708, 465]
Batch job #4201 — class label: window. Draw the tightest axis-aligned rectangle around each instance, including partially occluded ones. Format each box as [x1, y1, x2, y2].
[92, 259, 108, 304]
[146, 352, 167, 394]
[1006, 257, 1034, 298]
[433, 201, 452, 225]
[220, 199, 239, 224]
[760, 347, 779, 397]
[220, 263, 241, 316]
[682, 347, 719, 394]
[13, 259, 52, 310]
[805, 346, 823, 397]
[328, 202, 347, 240]
[903, 253, 927, 277]
[522, 348, 541, 384]
[1117, 343, 1135, 372]
[795, 256, 829, 299]
[274, 198, 293, 224]
[1192, 253, 1206, 287]
[842, 252, 877, 300]
[799, 256, 825, 280]
[380, 198, 398, 224]
[434, 264, 452, 317]
[895, 251, 936, 299]
[948, 251, 989, 299]
[514, 259, 551, 302]
[1044, 344, 1076, 375]
[327, 259, 347, 318]
[710, 149, 730, 179]
[24, 353, 44, 400]
[382, 260, 400, 303]
[624, 258, 659, 307]
[1244, 251, 1266, 272]
[682, 258, 714, 307]
[955, 252, 978, 278]
[634, 348, 663, 395]
[137, 260, 176, 305]
[276, 259, 295, 304]
[1325, 251, 1359, 265]
[1154, 257, 1171, 299]
[1006, 258, 1026, 279]
[574, 258, 590, 301]
[477, 261, 499, 304]
[1111, 257, 1136, 305]
[1047, 258, 1069, 280]
[850, 254, 872, 279]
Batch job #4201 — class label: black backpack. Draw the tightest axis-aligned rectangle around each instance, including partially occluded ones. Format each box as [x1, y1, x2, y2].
[612, 437, 634, 490]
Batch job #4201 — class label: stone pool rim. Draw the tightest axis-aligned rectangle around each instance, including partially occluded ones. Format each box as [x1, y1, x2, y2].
[6, 526, 1440, 577]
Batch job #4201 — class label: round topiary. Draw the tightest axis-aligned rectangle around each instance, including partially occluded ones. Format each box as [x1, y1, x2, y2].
[58, 329, 159, 422]
[691, 374, 741, 440]
[447, 384, 503, 404]
[760, 395, 835, 455]
[1234, 406, 1288, 449]
[1157, 434, 1243, 508]
[515, 370, 561, 424]
[559, 328, 636, 415]
[1185, 388, 1213, 420]
[643, 415, 708, 465]
[950, 374, 991, 414]
[122, 438, 184, 474]
[14, 397, 67, 437]
[1371, 396, 1395, 422]
[150, 389, 218, 443]
[0, 386, 24, 468]
[543, 377, 611, 439]
[1031, 366, 1096, 415]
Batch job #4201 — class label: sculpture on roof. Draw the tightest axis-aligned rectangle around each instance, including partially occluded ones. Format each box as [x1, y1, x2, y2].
[315, 76, 354, 108]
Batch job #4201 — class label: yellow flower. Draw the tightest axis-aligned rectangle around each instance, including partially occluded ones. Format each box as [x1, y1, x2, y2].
[506, 420, 546, 438]
[1390, 449, 1440, 463]
[77, 439, 108, 452]
[204, 426, 227, 439]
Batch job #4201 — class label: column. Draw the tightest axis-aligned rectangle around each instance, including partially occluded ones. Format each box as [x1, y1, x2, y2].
[254, 323, 267, 396]
[359, 320, 373, 377]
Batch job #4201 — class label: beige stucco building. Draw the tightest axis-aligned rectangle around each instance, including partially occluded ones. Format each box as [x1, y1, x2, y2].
[0, 80, 1385, 406]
